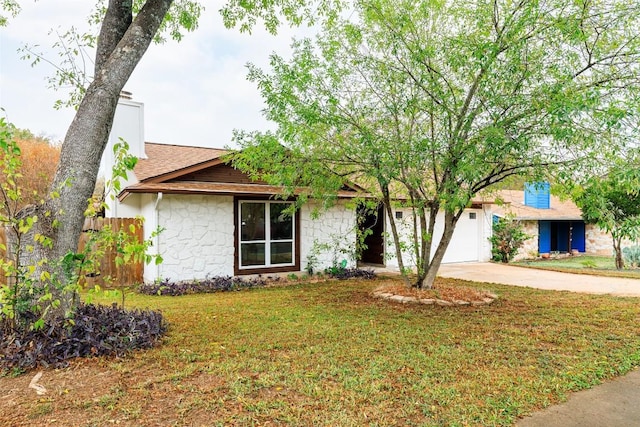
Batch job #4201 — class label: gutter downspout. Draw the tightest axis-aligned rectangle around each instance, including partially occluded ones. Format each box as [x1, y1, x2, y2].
[155, 192, 163, 281]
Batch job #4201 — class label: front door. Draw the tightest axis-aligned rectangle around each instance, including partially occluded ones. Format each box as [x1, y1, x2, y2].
[359, 204, 385, 265]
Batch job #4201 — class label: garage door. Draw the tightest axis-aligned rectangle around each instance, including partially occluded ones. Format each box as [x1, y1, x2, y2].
[432, 210, 481, 263]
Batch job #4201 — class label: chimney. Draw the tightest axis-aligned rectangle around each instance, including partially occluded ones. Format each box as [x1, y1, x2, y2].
[524, 182, 550, 209]
[98, 91, 147, 217]
[109, 92, 146, 160]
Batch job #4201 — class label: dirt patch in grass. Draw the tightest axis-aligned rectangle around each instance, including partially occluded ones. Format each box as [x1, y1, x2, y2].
[374, 277, 496, 304]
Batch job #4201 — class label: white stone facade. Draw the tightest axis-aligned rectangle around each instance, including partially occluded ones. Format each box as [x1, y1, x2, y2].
[121, 193, 497, 282]
[300, 200, 358, 273]
[585, 224, 638, 256]
[155, 194, 236, 281]
[585, 224, 619, 256]
[131, 195, 358, 282]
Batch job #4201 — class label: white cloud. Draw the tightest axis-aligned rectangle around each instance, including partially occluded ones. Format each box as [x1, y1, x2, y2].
[0, 0, 301, 147]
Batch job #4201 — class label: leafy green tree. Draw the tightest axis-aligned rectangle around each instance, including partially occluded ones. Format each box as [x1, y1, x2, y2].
[573, 154, 640, 269]
[2, 0, 341, 319]
[232, 0, 640, 288]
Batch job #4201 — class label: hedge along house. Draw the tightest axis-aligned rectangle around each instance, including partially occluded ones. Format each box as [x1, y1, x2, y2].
[100, 95, 495, 282]
[493, 184, 617, 260]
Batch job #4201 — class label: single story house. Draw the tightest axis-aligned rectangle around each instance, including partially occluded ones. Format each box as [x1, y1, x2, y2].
[101, 96, 494, 283]
[492, 184, 623, 260]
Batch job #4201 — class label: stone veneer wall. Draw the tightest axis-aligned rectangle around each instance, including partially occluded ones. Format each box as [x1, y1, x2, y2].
[299, 200, 358, 272]
[384, 207, 415, 269]
[585, 224, 638, 255]
[151, 195, 357, 282]
[586, 224, 614, 255]
[157, 194, 236, 280]
[513, 220, 539, 261]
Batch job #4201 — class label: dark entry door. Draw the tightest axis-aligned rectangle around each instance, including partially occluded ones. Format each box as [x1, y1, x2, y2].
[359, 204, 385, 265]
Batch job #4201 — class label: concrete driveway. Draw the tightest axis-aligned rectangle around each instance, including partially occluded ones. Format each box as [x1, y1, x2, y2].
[437, 262, 640, 297]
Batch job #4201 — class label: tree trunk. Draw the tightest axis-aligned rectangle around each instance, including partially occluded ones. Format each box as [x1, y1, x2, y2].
[416, 204, 438, 286]
[22, 0, 174, 320]
[381, 184, 411, 287]
[420, 209, 462, 289]
[613, 235, 624, 270]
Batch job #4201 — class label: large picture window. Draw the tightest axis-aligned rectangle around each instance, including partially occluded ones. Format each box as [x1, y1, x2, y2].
[239, 201, 295, 269]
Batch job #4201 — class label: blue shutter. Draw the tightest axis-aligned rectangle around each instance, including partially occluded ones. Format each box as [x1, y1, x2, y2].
[524, 182, 550, 209]
[571, 221, 586, 252]
[539, 221, 551, 253]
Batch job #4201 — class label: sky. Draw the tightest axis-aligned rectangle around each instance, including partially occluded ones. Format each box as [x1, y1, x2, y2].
[0, 1, 303, 148]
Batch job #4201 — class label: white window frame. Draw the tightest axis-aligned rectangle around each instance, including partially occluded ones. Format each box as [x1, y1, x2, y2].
[238, 200, 296, 270]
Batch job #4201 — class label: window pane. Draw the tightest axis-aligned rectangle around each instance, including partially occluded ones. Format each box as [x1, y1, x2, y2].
[241, 203, 265, 241]
[270, 241, 293, 264]
[270, 203, 293, 240]
[241, 243, 265, 266]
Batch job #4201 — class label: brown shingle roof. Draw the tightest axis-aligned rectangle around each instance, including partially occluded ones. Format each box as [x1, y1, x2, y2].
[122, 142, 366, 200]
[121, 181, 365, 199]
[492, 190, 583, 220]
[135, 143, 229, 182]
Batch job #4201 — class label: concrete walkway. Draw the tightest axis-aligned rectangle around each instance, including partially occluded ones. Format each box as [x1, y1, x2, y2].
[437, 262, 640, 296]
[517, 368, 640, 427]
[436, 262, 640, 426]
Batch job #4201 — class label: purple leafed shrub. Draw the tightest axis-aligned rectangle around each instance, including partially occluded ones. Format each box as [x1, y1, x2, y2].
[328, 268, 376, 280]
[0, 303, 167, 373]
[137, 275, 267, 296]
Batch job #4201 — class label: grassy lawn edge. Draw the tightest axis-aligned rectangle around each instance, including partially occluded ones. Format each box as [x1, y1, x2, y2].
[2, 277, 640, 426]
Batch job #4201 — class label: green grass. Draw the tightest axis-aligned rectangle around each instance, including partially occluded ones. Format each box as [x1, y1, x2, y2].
[4, 278, 640, 426]
[514, 255, 640, 279]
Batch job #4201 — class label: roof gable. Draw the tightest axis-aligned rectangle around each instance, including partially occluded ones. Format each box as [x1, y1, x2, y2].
[122, 142, 366, 200]
[134, 143, 229, 182]
[167, 163, 264, 185]
[493, 190, 583, 220]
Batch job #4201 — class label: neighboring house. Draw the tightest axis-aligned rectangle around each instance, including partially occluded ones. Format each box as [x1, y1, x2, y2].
[101, 96, 494, 283]
[492, 184, 621, 260]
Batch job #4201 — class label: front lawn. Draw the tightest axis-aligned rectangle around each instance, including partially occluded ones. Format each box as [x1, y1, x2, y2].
[2, 277, 640, 426]
[514, 255, 640, 279]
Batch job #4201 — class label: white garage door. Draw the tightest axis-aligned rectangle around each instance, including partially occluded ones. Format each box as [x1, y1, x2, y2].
[432, 210, 481, 263]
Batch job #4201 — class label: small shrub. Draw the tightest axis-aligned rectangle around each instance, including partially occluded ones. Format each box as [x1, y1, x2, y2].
[0, 303, 167, 373]
[138, 275, 267, 296]
[327, 267, 376, 280]
[581, 259, 598, 269]
[623, 246, 640, 268]
[489, 216, 529, 263]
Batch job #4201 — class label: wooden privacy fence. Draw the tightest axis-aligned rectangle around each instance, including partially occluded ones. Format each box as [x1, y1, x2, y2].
[79, 217, 144, 288]
[0, 217, 144, 288]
